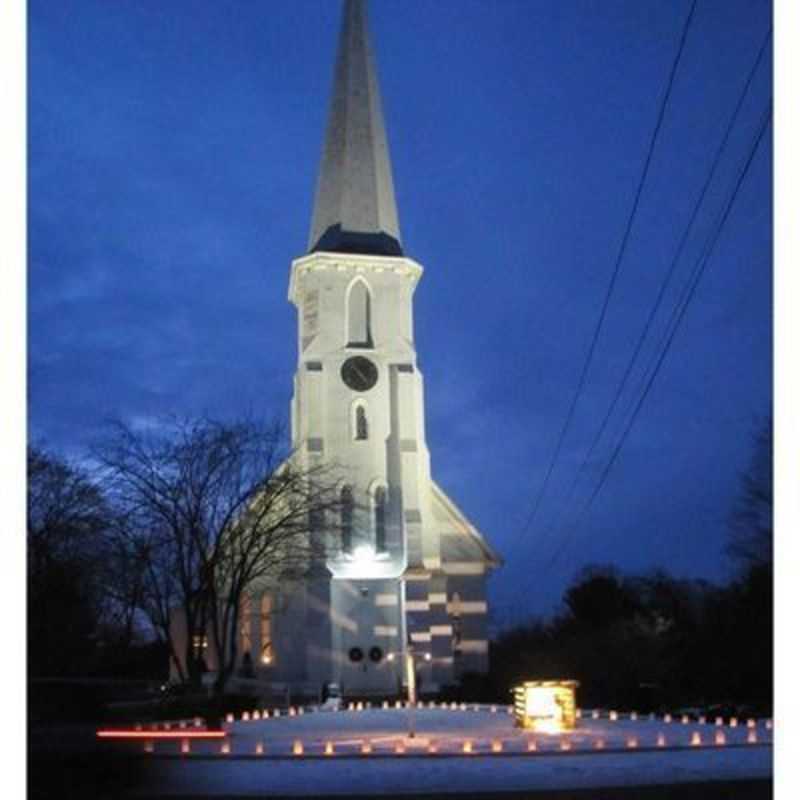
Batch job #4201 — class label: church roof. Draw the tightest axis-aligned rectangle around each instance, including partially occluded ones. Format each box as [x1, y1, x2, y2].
[308, 0, 403, 257]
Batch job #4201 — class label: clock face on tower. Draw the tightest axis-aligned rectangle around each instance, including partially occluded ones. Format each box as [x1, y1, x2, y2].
[341, 356, 378, 392]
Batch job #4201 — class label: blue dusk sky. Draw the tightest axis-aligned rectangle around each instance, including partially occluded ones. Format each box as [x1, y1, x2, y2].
[28, 0, 772, 622]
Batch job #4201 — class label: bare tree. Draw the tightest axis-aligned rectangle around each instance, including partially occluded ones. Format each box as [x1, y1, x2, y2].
[95, 417, 343, 696]
[727, 417, 773, 572]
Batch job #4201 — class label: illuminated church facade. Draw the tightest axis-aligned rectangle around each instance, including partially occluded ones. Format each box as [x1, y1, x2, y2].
[175, 0, 500, 698]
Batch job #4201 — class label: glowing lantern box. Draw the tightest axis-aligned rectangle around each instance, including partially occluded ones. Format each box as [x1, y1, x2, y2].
[513, 681, 580, 731]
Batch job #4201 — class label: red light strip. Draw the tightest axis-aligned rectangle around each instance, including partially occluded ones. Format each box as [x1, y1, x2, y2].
[96, 730, 226, 739]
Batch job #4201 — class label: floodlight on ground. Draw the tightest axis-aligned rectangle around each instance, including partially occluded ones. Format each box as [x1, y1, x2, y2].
[513, 681, 579, 733]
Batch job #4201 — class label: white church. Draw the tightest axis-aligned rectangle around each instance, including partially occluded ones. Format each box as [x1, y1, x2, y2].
[175, 0, 501, 699]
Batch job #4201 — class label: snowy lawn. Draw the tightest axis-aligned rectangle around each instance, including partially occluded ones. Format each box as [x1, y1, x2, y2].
[105, 707, 773, 795]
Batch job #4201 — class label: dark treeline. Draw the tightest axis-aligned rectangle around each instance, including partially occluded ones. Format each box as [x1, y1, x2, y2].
[484, 561, 772, 715]
[482, 418, 773, 715]
[28, 445, 165, 680]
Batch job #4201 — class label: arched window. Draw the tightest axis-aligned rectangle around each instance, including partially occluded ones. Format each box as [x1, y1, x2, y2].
[355, 405, 368, 440]
[340, 486, 354, 553]
[347, 279, 372, 347]
[240, 594, 252, 655]
[374, 486, 387, 553]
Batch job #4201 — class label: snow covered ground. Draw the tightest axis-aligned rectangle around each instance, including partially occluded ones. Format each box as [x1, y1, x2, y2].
[114, 707, 773, 796]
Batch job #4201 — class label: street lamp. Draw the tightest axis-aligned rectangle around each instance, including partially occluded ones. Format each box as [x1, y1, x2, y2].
[387, 642, 431, 738]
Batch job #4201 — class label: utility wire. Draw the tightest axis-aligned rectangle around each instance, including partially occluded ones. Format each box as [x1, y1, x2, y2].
[515, 0, 698, 542]
[533, 26, 772, 556]
[543, 101, 772, 573]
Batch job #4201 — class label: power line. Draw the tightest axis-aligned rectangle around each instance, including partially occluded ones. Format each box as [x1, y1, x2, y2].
[543, 101, 772, 573]
[533, 26, 772, 557]
[515, 0, 698, 542]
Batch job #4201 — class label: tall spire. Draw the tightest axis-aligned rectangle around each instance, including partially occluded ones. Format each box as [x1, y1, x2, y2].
[308, 0, 403, 257]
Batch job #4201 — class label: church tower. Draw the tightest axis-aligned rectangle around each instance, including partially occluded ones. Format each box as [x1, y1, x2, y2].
[286, 0, 500, 697]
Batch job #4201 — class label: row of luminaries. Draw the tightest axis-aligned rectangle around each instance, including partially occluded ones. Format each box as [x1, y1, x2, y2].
[141, 727, 769, 756]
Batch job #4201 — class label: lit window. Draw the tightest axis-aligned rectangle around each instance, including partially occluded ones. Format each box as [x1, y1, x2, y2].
[260, 594, 273, 665]
[374, 487, 387, 552]
[192, 635, 208, 658]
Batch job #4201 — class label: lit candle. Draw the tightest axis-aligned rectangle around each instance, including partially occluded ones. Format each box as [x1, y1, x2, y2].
[630, 712, 638, 721]
[715, 717, 723, 726]
[560, 739, 572, 751]
[594, 739, 605, 750]
[255, 742, 264, 755]
[576, 709, 582, 719]
[428, 742, 438, 754]
[221, 741, 231, 755]
[491, 740, 503, 753]
[627, 737, 638, 749]
[747, 719, 756, 729]
[361, 741, 372, 754]
[181, 739, 190, 755]
[766, 720, 773, 730]
[527, 739, 537, 752]
[382, 701, 389, 709]
[715, 731, 726, 746]
[292, 740, 303, 756]
[592, 710, 600, 720]
[490, 705, 497, 714]
[657, 733, 666, 747]
[609, 711, 618, 721]
[144, 740, 154, 754]
[324, 741, 334, 756]
[690, 732, 701, 747]
[747, 730, 758, 744]
[395, 741, 405, 754]
[273, 709, 281, 718]
[730, 717, 738, 728]
[698, 715, 706, 725]
[194, 717, 202, 728]
[462, 740, 473, 754]
[681, 715, 689, 725]
[664, 714, 672, 724]
[242, 712, 250, 722]
[253, 711, 261, 721]
[289, 707, 296, 717]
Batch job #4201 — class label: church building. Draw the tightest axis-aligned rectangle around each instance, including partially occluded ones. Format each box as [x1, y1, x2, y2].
[175, 0, 501, 699]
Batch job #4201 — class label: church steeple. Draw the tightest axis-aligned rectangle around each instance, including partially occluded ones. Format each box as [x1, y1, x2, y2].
[308, 0, 403, 257]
